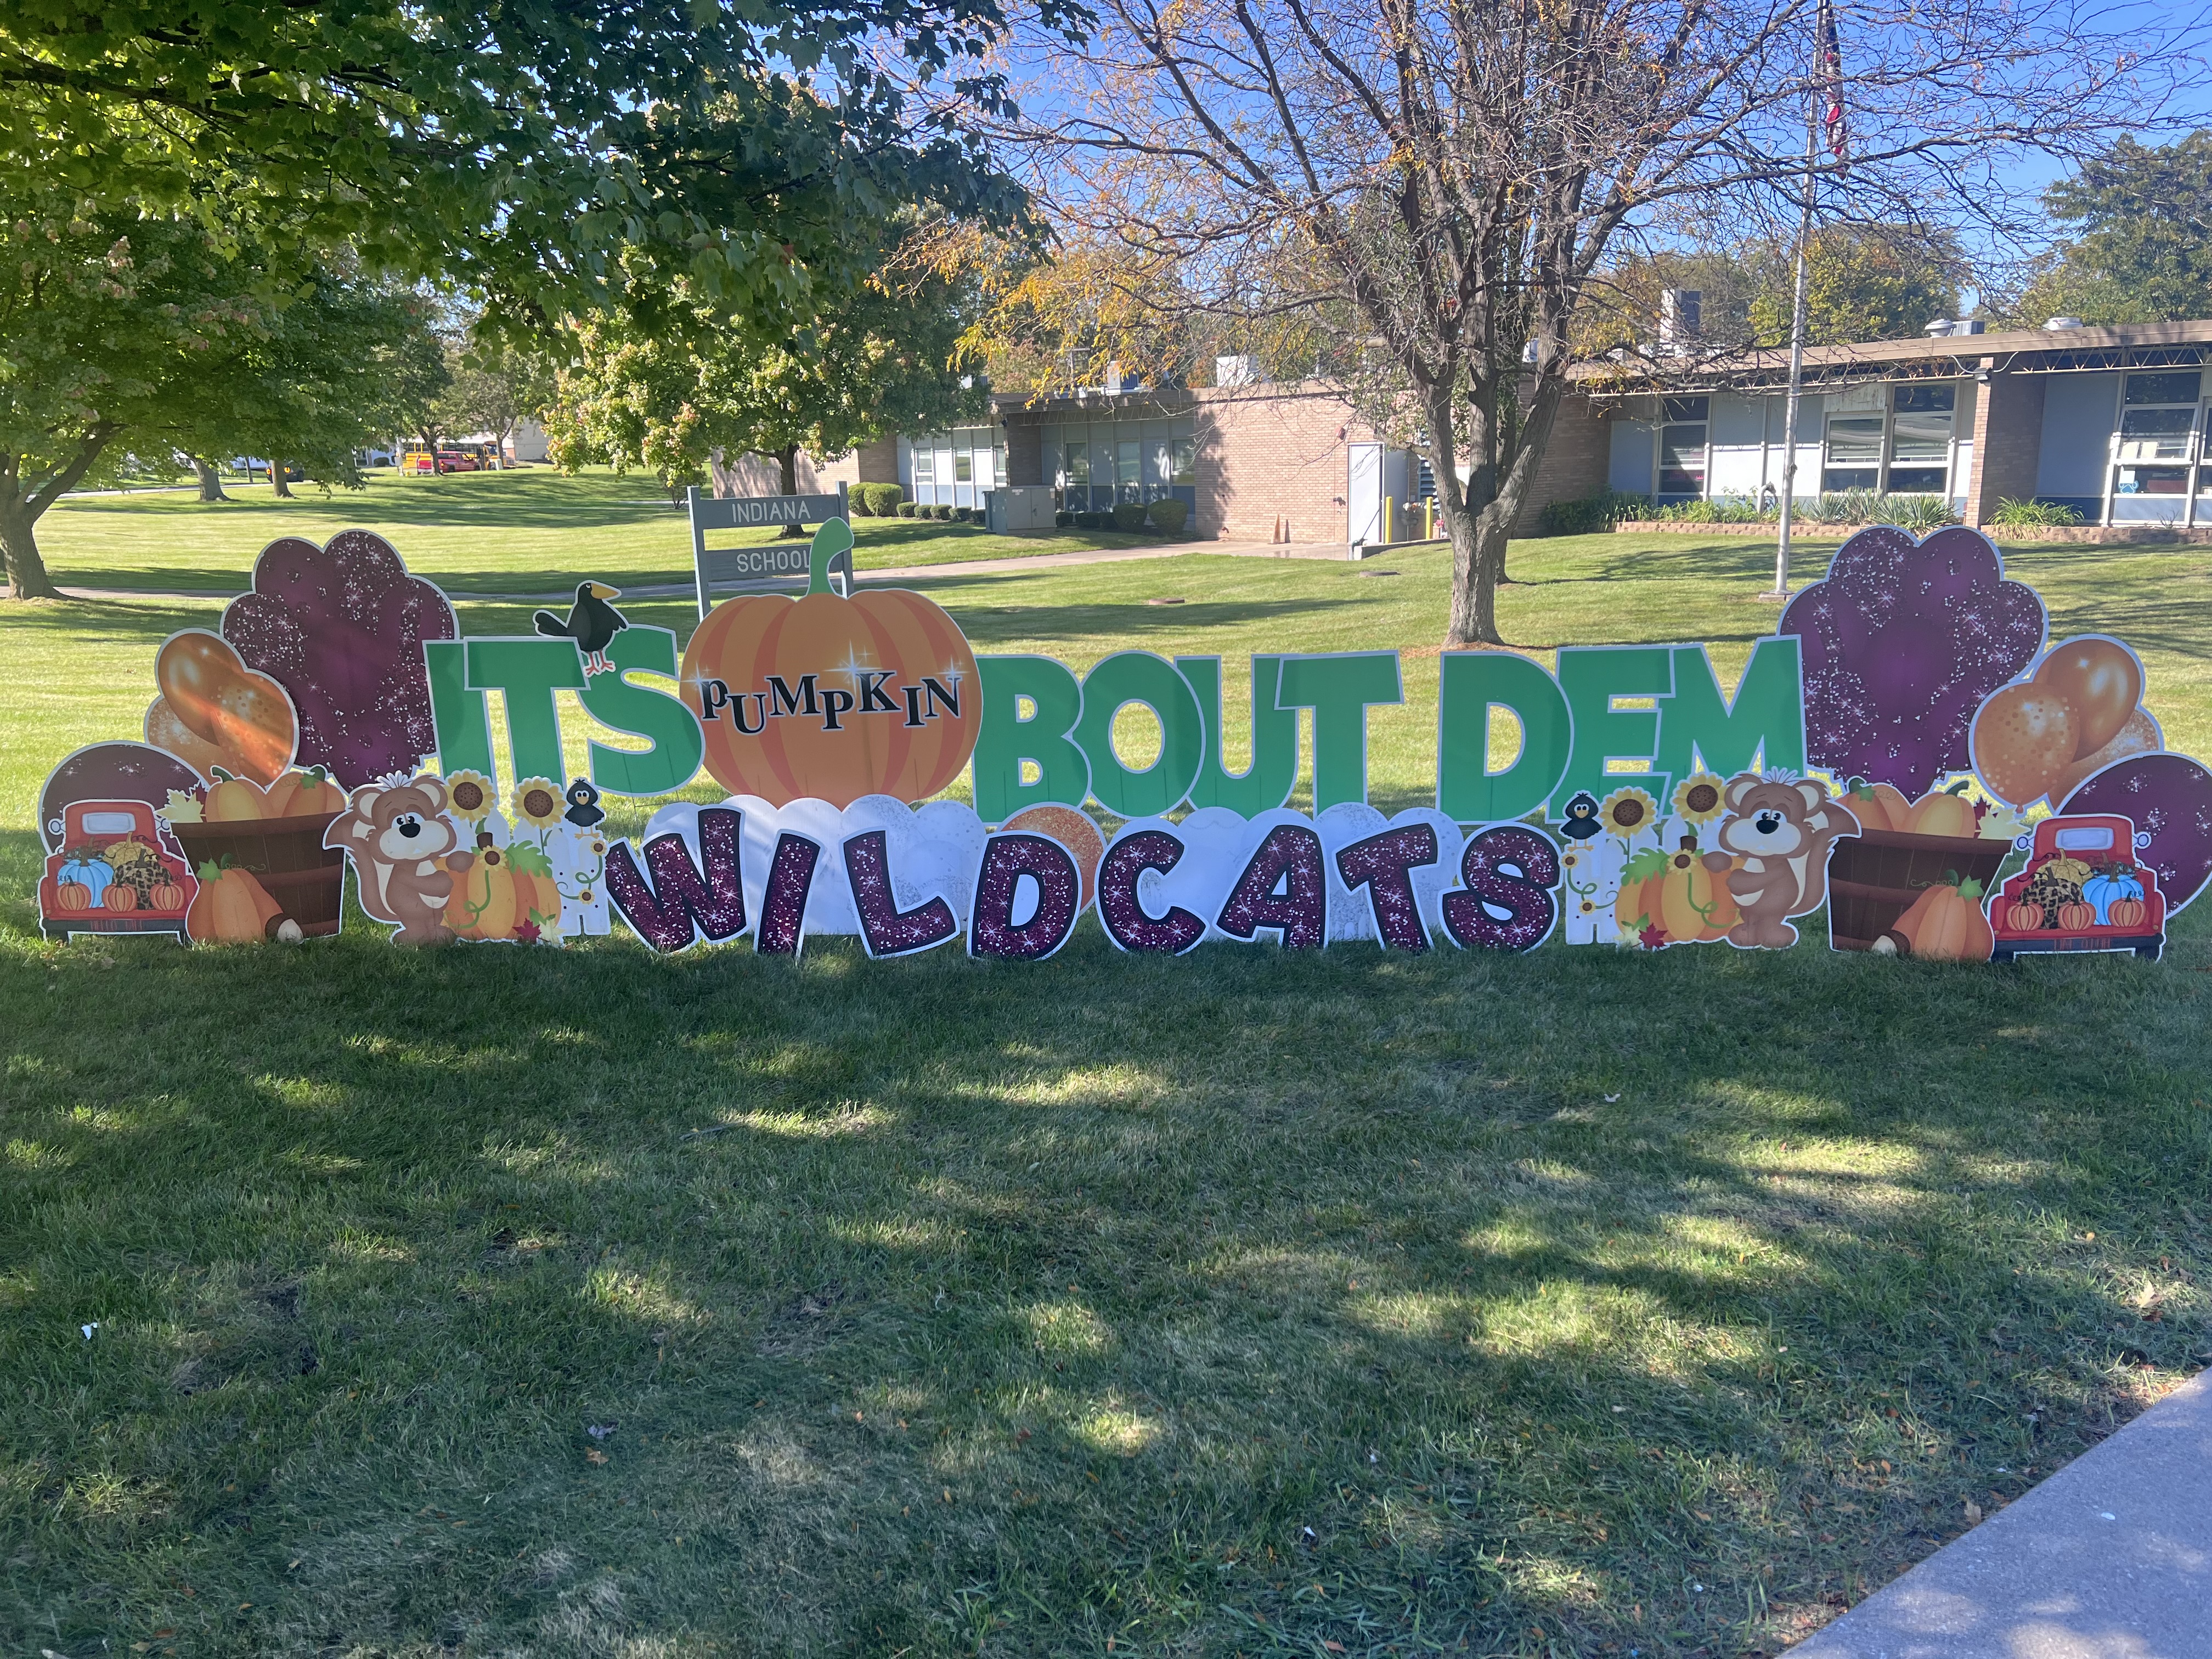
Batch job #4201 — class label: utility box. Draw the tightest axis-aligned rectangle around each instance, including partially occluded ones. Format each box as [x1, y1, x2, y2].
[985, 486, 1058, 533]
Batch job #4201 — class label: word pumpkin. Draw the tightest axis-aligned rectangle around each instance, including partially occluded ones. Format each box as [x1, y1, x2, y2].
[680, 521, 979, 808]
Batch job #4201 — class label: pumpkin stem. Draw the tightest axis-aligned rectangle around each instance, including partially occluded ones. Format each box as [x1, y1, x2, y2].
[210, 766, 235, 782]
[805, 517, 855, 596]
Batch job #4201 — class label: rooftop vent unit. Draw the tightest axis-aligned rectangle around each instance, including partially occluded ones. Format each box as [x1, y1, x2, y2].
[1215, 354, 1257, 387]
[2045, 316, 2085, 331]
[1924, 318, 1987, 336]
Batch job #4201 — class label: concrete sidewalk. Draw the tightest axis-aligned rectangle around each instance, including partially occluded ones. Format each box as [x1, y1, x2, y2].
[1790, 1369, 2211, 1657]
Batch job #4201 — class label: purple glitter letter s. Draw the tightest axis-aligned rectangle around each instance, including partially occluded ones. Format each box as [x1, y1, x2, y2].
[1441, 825, 1560, 952]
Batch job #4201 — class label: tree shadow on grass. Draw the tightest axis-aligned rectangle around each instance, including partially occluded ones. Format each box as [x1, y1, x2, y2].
[2, 902, 2207, 1655]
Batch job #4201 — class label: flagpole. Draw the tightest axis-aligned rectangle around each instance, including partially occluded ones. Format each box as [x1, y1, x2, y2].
[1765, 70, 1818, 602]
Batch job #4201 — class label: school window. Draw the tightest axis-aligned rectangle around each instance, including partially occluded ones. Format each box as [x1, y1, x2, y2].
[1886, 384, 1956, 494]
[1040, 416, 1199, 508]
[2113, 369, 2199, 507]
[1657, 396, 1708, 496]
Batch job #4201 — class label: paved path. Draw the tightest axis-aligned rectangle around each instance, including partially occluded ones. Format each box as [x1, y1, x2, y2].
[1790, 1368, 2212, 1657]
[7, 539, 1368, 608]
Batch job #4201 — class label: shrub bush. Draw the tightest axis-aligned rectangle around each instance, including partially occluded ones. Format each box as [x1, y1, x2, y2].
[1991, 496, 2085, 528]
[1148, 498, 1189, 535]
[930, 503, 955, 521]
[1054, 510, 1075, 527]
[1537, 490, 1651, 535]
[896, 500, 917, 517]
[847, 489, 874, 517]
[859, 482, 904, 517]
[1887, 493, 1961, 532]
[1112, 501, 1149, 533]
[1071, 509, 1106, 530]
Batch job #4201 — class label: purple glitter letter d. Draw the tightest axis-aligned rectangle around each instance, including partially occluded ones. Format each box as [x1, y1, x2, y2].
[969, 833, 1082, 961]
[605, 805, 748, 952]
[1097, 830, 1207, 954]
[1441, 825, 1560, 952]
[1216, 822, 1327, 948]
[843, 830, 960, 957]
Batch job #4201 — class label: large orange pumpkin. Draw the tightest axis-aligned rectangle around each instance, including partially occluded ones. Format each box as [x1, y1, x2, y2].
[680, 521, 980, 808]
[443, 841, 563, 941]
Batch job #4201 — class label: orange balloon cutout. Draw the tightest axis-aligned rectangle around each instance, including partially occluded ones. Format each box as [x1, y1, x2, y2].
[145, 694, 230, 781]
[1006, 805, 1105, 910]
[153, 630, 298, 786]
[2033, 635, 2143, 758]
[1971, 684, 2076, 806]
[679, 522, 980, 809]
[2051, 706, 2163, 803]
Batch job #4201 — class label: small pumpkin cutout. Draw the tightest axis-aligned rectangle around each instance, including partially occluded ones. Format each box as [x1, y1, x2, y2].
[2107, 897, 2148, 929]
[443, 839, 563, 942]
[204, 769, 269, 822]
[1892, 873, 1994, 962]
[1904, 781, 1980, 839]
[148, 881, 188, 912]
[2056, 900, 2096, 932]
[188, 859, 288, 943]
[2005, 900, 2045, 931]
[680, 520, 981, 808]
[54, 882, 93, 912]
[103, 884, 139, 913]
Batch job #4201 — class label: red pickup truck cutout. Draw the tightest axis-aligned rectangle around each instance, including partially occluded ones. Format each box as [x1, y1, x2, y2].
[1990, 814, 2163, 962]
[40, 799, 195, 941]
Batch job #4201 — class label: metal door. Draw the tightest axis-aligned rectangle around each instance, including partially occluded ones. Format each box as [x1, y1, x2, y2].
[1347, 443, 1384, 543]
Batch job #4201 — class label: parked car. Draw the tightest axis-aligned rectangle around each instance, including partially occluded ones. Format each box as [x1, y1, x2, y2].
[400, 449, 484, 475]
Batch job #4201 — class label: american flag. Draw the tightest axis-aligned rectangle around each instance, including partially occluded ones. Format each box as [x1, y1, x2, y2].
[1818, 0, 1847, 162]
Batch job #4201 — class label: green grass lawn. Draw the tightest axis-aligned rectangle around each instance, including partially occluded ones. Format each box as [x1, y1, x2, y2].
[4, 480, 2210, 1657]
[23, 467, 1172, 597]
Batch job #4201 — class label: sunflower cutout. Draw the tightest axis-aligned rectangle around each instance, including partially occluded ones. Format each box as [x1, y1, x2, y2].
[512, 776, 565, 832]
[1672, 772, 1727, 826]
[1599, 786, 1660, 839]
[445, 769, 496, 823]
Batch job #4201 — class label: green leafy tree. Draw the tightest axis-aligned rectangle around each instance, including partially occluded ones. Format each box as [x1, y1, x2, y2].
[2010, 134, 2212, 325]
[546, 236, 985, 504]
[0, 189, 436, 597]
[0, 3, 1068, 323]
[183, 277, 446, 498]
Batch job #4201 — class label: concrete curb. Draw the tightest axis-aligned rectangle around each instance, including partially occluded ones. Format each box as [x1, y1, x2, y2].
[1788, 1369, 2211, 1657]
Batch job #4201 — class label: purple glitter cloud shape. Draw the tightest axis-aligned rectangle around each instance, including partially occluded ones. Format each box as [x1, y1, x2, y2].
[221, 530, 458, 791]
[2061, 753, 2212, 914]
[1779, 525, 2047, 796]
